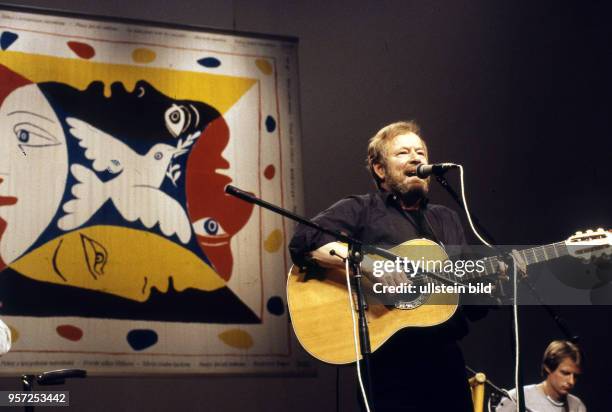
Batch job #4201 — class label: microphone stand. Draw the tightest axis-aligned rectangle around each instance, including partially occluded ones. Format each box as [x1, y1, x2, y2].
[464, 365, 534, 412]
[520, 279, 579, 343]
[21, 369, 86, 412]
[225, 185, 376, 411]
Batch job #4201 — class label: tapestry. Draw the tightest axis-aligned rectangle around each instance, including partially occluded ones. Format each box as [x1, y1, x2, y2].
[0, 6, 308, 374]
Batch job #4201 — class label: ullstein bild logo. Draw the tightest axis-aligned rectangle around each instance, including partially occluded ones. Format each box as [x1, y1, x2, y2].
[372, 281, 493, 295]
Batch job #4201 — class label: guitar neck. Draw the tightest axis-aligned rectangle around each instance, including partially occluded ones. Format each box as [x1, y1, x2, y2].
[468, 241, 569, 280]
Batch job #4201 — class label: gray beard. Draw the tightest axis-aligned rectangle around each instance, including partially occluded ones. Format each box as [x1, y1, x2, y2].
[386, 174, 428, 206]
[393, 185, 426, 206]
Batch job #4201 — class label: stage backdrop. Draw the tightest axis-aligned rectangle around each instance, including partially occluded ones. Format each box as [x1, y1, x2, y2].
[0, 6, 309, 375]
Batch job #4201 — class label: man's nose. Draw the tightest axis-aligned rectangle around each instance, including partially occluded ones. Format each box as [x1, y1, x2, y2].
[408, 151, 423, 164]
[567, 374, 576, 386]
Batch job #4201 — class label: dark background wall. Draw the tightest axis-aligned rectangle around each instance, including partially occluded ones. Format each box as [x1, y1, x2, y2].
[1, 1, 610, 410]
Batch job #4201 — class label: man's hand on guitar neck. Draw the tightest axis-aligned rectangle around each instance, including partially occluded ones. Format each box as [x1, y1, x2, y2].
[498, 249, 528, 280]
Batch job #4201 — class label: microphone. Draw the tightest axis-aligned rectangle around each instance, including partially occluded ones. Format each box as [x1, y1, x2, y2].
[416, 163, 459, 178]
[225, 184, 255, 203]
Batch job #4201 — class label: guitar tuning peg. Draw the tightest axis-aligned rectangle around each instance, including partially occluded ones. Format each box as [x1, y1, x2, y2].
[576, 231, 583, 235]
[596, 228, 603, 232]
[587, 229, 593, 234]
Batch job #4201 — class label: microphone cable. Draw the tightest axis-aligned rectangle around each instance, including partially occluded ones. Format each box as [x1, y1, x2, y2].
[456, 164, 521, 412]
[457, 165, 493, 249]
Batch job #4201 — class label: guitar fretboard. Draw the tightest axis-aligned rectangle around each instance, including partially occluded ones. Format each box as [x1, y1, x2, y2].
[464, 242, 569, 280]
[413, 242, 570, 284]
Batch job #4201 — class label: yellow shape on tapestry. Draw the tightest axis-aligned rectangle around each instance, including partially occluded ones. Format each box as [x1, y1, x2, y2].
[132, 48, 157, 64]
[218, 329, 253, 349]
[0, 51, 256, 115]
[11, 226, 226, 302]
[255, 59, 273, 75]
[264, 229, 283, 253]
[7, 325, 18, 344]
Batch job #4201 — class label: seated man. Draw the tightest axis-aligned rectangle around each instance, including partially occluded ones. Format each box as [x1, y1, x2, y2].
[0, 319, 10, 355]
[496, 340, 586, 412]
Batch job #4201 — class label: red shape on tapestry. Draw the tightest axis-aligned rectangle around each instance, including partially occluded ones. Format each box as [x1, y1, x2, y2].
[56, 324, 84, 341]
[0, 177, 17, 271]
[67, 41, 95, 59]
[264, 165, 276, 180]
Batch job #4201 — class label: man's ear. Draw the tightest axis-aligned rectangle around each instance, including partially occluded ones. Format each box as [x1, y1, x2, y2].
[373, 163, 386, 181]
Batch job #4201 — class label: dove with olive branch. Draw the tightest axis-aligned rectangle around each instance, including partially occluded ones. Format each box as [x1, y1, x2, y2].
[166, 130, 201, 186]
[57, 117, 199, 244]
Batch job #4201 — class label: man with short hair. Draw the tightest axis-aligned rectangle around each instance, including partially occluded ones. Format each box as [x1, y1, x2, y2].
[289, 121, 477, 411]
[496, 340, 586, 412]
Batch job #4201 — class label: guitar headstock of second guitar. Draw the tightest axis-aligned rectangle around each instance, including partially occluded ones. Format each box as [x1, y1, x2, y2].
[565, 228, 611, 262]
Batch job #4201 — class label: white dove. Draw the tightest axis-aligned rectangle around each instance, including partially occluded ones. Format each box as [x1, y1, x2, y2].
[57, 117, 192, 244]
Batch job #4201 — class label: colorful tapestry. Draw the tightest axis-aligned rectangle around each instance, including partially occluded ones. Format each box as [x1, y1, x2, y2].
[0, 7, 308, 374]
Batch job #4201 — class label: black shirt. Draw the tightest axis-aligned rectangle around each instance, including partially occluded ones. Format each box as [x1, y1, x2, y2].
[289, 191, 467, 268]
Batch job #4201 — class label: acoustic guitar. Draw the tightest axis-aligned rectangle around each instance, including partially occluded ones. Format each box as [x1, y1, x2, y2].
[287, 229, 611, 364]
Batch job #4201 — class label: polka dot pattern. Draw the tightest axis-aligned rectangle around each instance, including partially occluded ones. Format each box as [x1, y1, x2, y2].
[132, 48, 156, 63]
[264, 229, 283, 253]
[7, 325, 18, 344]
[266, 296, 284, 316]
[197, 57, 221, 68]
[127, 329, 158, 351]
[56, 324, 83, 341]
[264, 165, 275, 180]
[0, 31, 18, 51]
[265, 116, 277, 133]
[67, 41, 95, 59]
[218, 329, 253, 349]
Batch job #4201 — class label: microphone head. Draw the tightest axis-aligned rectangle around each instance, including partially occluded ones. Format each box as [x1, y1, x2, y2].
[416, 164, 431, 179]
[416, 163, 458, 178]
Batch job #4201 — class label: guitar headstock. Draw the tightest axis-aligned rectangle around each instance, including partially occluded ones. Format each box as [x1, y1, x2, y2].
[565, 228, 611, 261]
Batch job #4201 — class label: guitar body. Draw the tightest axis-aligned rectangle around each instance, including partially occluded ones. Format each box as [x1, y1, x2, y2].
[287, 238, 459, 364]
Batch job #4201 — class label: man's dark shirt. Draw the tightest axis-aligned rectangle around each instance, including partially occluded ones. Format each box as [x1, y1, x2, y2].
[290, 191, 466, 267]
[288, 190, 475, 411]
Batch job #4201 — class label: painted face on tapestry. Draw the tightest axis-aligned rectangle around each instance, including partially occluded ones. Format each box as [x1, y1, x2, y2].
[0, 65, 69, 268]
[186, 117, 254, 281]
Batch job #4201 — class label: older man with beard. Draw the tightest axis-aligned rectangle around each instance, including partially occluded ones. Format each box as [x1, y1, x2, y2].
[289, 121, 479, 411]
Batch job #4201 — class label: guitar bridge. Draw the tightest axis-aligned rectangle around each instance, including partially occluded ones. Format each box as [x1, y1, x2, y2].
[393, 291, 430, 310]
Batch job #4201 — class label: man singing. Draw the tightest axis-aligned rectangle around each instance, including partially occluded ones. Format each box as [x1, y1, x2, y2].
[289, 121, 480, 411]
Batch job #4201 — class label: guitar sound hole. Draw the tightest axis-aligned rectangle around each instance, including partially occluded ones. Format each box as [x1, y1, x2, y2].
[392, 280, 431, 310]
